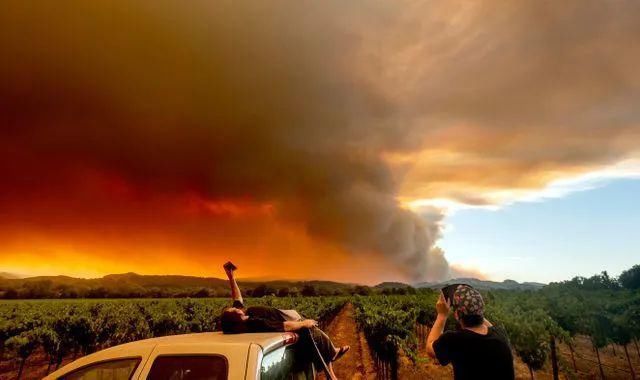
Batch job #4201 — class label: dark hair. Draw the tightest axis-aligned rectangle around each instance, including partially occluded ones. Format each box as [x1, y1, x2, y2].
[460, 314, 484, 328]
[220, 309, 247, 334]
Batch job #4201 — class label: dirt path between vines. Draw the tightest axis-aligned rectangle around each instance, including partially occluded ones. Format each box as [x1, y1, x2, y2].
[319, 302, 376, 380]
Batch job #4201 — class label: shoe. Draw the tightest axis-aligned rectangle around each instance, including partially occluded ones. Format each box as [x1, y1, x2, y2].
[333, 346, 350, 362]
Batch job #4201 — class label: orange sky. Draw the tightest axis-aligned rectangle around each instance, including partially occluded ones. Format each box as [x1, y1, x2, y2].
[0, 178, 410, 284]
[1, 1, 639, 283]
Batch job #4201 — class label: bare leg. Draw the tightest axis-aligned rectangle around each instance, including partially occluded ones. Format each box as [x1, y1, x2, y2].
[326, 363, 337, 380]
[310, 327, 337, 360]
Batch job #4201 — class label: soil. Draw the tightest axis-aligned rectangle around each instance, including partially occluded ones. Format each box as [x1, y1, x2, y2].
[0, 351, 74, 380]
[319, 303, 376, 380]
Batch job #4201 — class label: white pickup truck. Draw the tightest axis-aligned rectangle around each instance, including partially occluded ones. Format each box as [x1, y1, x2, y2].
[44, 332, 316, 380]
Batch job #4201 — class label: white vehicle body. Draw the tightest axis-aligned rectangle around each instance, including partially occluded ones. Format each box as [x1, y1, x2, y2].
[44, 332, 315, 380]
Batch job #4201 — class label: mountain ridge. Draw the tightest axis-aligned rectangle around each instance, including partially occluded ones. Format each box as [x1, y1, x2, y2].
[414, 277, 545, 291]
[0, 272, 545, 290]
[0, 272, 362, 298]
[0, 272, 22, 279]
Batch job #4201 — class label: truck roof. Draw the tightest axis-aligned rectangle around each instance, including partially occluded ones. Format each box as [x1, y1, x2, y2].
[98, 331, 295, 354]
[46, 332, 299, 379]
[141, 331, 291, 347]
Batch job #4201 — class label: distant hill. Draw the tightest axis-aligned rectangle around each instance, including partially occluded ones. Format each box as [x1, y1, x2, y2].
[414, 277, 545, 291]
[0, 272, 22, 279]
[374, 281, 412, 289]
[102, 272, 228, 288]
[0, 272, 360, 299]
[0, 272, 547, 299]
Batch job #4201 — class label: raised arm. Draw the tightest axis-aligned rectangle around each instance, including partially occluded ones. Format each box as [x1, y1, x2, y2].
[426, 293, 450, 359]
[224, 262, 243, 305]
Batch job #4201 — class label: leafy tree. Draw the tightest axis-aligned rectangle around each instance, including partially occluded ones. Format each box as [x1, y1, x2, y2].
[86, 287, 108, 298]
[3, 288, 18, 299]
[301, 285, 317, 297]
[619, 264, 640, 290]
[21, 280, 55, 298]
[354, 285, 372, 296]
[193, 288, 209, 298]
[249, 285, 277, 297]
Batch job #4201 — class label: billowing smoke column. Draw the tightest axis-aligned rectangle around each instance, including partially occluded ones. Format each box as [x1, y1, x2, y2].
[0, 1, 450, 280]
[3, 1, 639, 281]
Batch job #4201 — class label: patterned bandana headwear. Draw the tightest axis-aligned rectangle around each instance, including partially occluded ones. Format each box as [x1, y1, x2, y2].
[452, 285, 484, 317]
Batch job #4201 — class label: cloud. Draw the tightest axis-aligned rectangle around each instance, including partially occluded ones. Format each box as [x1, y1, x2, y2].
[388, 1, 640, 206]
[0, 1, 446, 281]
[449, 264, 488, 281]
[1, 1, 639, 282]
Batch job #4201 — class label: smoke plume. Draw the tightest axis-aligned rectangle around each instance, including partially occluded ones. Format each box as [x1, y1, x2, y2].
[0, 1, 451, 280]
[2, 1, 640, 281]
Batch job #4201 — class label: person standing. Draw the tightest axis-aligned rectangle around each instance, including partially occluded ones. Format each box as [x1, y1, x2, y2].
[426, 285, 515, 380]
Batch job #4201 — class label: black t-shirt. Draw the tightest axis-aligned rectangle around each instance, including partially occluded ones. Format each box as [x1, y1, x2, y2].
[433, 326, 515, 380]
[232, 302, 285, 333]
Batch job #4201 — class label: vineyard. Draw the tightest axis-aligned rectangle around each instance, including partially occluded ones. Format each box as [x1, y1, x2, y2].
[352, 283, 640, 380]
[352, 294, 440, 378]
[0, 297, 346, 379]
[1, 272, 640, 379]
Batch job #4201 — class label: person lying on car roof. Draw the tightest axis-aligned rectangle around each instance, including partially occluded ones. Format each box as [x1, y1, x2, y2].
[219, 262, 349, 379]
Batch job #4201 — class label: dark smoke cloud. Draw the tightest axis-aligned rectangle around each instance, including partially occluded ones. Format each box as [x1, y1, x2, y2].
[0, 1, 450, 280]
[2, 1, 640, 281]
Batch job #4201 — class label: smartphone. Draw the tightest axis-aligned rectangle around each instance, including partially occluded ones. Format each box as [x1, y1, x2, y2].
[223, 261, 237, 271]
[441, 283, 469, 303]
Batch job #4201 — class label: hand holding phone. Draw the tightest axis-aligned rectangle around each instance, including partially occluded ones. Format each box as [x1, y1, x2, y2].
[223, 261, 237, 272]
[441, 284, 461, 303]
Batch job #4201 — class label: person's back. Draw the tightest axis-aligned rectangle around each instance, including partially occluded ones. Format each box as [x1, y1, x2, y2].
[426, 284, 515, 380]
[433, 325, 514, 380]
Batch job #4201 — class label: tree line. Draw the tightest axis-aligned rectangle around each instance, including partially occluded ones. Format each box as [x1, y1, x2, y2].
[0, 279, 415, 299]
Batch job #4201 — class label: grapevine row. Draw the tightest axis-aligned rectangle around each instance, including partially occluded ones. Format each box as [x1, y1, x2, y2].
[0, 296, 347, 379]
[353, 288, 640, 380]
